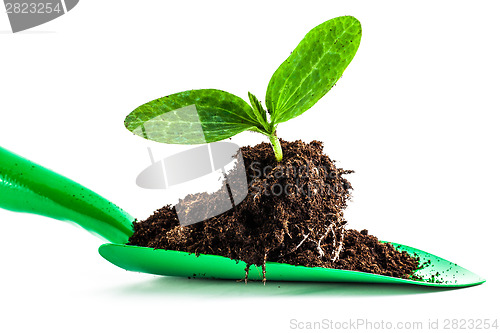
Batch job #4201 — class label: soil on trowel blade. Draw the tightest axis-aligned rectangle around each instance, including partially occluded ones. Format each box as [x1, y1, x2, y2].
[128, 140, 419, 280]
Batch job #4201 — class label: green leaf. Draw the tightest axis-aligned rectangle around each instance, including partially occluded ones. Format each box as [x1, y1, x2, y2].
[265, 16, 362, 124]
[248, 92, 271, 133]
[124, 89, 263, 144]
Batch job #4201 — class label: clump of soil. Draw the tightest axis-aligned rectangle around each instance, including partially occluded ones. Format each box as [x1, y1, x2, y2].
[128, 140, 419, 280]
[331, 229, 419, 278]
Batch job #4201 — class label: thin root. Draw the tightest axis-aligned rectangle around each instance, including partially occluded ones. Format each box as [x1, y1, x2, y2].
[331, 227, 345, 263]
[262, 251, 268, 285]
[317, 223, 334, 257]
[294, 233, 310, 251]
[240, 263, 250, 284]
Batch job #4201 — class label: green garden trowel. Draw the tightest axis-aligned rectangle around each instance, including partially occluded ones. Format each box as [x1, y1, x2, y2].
[0, 146, 485, 287]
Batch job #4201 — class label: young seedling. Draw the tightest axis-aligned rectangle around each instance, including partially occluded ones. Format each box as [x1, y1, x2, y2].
[124, 16, 362, 161]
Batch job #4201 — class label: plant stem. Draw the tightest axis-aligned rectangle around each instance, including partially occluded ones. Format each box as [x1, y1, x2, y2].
[268, 133, 283, 162]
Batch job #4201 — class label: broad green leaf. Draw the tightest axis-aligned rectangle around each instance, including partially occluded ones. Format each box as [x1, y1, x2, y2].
[124, 89, 264, 144]
[265, 16, 362, 124]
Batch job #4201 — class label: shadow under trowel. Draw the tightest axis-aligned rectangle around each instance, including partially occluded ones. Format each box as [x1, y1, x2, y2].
[103, 276, 465, 298]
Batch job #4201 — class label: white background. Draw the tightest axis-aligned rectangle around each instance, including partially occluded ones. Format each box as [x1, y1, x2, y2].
[1, 1, 499, 332]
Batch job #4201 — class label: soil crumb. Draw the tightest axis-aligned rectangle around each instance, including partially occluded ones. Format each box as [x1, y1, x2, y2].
[128, 140, 419, 279]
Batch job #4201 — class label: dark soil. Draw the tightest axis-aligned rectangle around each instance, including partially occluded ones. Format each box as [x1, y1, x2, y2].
[128, 140, 419, 280]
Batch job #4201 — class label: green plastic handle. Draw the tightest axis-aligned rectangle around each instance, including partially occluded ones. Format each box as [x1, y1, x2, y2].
[0, 146, 134, 244]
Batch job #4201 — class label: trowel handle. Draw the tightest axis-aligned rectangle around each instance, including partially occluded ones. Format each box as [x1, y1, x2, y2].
[0, 146, 134, 244]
